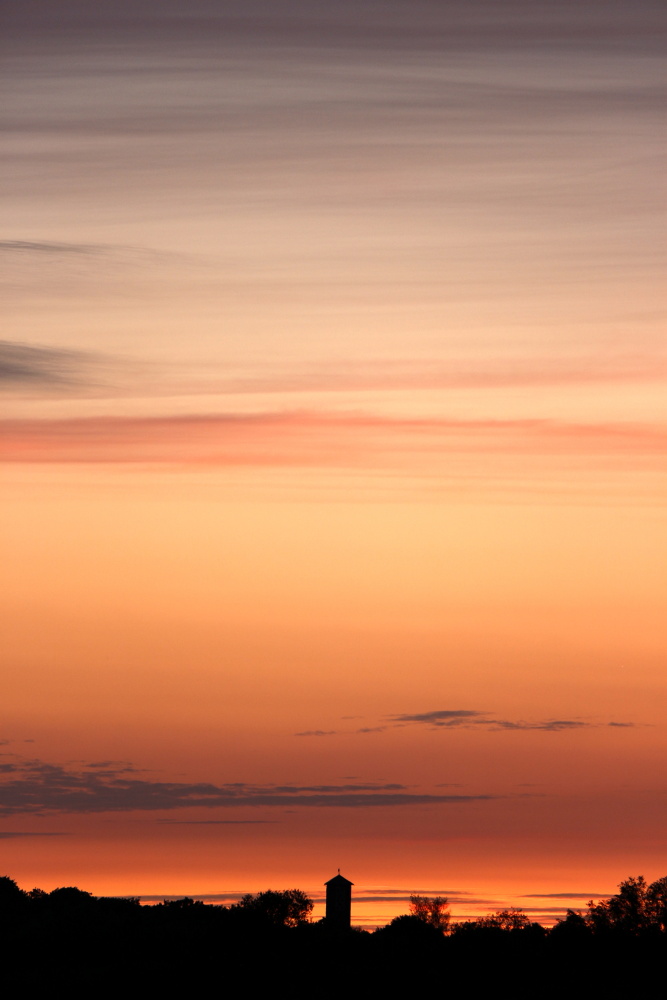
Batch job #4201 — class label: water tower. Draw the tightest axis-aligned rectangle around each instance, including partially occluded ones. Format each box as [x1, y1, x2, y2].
[324, 871, 353, 929]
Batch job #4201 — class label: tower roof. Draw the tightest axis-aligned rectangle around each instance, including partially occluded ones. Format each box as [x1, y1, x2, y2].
[325, 873, 354, 886]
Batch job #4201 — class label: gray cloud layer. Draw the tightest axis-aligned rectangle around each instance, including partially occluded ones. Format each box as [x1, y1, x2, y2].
[0, 341, 90, 390]
[5, 2, 663, 60]
[0, 756, 496, 817]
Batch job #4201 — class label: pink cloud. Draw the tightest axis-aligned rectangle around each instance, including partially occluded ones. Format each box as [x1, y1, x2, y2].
[1, 412, 664, 468]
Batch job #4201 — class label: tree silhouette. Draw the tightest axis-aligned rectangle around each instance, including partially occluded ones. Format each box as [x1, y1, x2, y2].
[161, 897, 207, 910]
[0, 876, 26, 913]
[452, 907, 534, 935]
[476, 907, 531, 930]
[646, 876, 667, 932]
[378, 913, 445, 945]
[233, 888, 313, 927]
[585, 875, 667, 935]
[408, 894, 451, 932]
[47, 886, 95, 910]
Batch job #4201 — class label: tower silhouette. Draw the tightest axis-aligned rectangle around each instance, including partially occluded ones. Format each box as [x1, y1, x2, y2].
[324, 871, 353, 929]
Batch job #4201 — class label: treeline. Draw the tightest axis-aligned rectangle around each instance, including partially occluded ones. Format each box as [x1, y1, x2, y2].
[1, 874, 665, 991]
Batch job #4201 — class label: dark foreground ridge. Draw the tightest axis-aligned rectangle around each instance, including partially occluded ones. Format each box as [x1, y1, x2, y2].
[1, 874, 665, 993]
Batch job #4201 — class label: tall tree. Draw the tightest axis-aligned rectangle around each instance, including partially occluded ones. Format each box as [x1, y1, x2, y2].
[586, 875, 667, 934]
[408, 894, 450, 931]
[233, 889, 313, 927]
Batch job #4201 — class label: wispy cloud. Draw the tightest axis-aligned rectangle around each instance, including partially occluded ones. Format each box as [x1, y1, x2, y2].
[391, 710, 483, 727]
[491, 719, 590, 732]
[389, 710, 606, 733]
[294, 730, 338, 737]
[0, 241, 190, 314]
[0, 341, 93, 391]
[0, 240, 108, 257]
[295, 708, 638, 737]
[295, 725, 389, 736]
[2, 411, 664, 467]
[186, 355, 667, 398]
[522, 892, 607, 900]
[0, 240, 174, 270]
[0, 756, 497, 817]
[0, 339, 147, 400]
[0, 831, 69, 839]
[157, 819, 277, 826]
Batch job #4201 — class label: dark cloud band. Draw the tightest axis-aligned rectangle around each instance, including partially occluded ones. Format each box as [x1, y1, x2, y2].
[0, 340, 90, 389]
[0, 756, 497, 817]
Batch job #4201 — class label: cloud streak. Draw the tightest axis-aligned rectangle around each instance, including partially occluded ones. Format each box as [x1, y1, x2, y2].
[4, 341, 661, 404]
[294, 731, 339, 737]
[391, 710, 483, 727]
[0, 240, 173, 269]
[0, 757, 497, 817]
[390, 710, 601, 732]
[0, 831, 69, 839]
[0, 240, 108, 257]
[295, 709, 638, 737]
[157, 819, 277, 826]
[0, 341, 94, 391]
[1, 411, 664, 467]
[0, 340, 149, 401]
[188, 355, 667, 398]
[523, 892, 607, 900]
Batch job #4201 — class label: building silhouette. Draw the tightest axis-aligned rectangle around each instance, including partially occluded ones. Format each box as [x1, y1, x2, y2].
[324, 872, 353, 929]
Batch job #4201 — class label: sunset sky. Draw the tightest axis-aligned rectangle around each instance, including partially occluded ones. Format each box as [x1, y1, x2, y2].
[2, 1, 665, 926]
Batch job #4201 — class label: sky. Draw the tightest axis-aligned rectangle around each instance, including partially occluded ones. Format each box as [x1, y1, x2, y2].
[1, 0, 665, 926]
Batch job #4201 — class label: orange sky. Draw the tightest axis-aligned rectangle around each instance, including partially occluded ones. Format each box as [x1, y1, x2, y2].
[1, 0, 665, 926]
